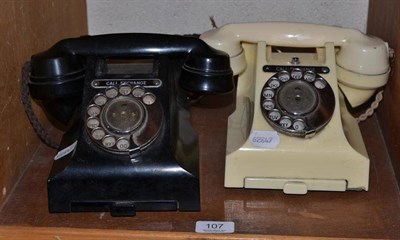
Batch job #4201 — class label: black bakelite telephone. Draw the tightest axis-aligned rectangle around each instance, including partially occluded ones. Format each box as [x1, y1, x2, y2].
[23, 34, 233, 216]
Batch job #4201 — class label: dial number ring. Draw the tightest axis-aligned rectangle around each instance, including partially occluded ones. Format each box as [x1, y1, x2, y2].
[260, 68, 335, 137]
[85, 84, 163, 153]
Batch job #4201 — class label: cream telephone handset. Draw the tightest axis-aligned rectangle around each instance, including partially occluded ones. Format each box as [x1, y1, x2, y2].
[200, 22, 391, 194]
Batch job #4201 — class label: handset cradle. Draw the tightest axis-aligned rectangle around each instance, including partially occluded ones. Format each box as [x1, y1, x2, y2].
[200, 22, 391, 194]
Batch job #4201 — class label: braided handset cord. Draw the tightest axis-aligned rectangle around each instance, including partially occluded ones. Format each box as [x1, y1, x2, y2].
[20, 61, 59, 149]
[356, 90, 384, 123]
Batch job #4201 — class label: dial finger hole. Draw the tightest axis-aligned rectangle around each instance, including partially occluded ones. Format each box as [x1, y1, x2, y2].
[279, 117, 292, 129]
[86, 117, 100, 129]
[278, 71, 290, 82]
[94, 94, 107, 106]
[268, 110, 281, 121]
[105, 87, 118, 98]
[91, 128, 105, 140]
[142, 93, 156, 105]
[268, 78, 280, 89]
[132, 87, 146, 98]
[102, 135, 116, 148]
[119, 85, 132, 95]
[87, 105, 101, 117]
[293, 120, 306, 131]
[116, 138, 130, 150]
[263, 88, 275, 99]
[263, 99, 275, 110]
[304, 71, 316, 82]
[314, 78, 327, 89]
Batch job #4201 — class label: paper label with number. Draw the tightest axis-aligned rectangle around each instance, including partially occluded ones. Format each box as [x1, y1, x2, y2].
[195, 221, 235, 233]
[250, 130, 280, 148]
[54, 141, 77, 160]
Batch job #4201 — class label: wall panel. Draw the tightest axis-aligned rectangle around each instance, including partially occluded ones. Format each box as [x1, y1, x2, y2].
[0, 0, 87, 208]
[367, 0, 400, 186]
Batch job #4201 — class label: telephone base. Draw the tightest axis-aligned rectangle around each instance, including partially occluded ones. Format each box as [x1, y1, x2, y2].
[47, 125, 200, 217]
[224, 139, 369, 194]
[48, 162, 200, 216]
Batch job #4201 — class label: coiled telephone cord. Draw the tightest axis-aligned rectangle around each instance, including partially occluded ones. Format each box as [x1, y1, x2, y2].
[21, 61, 59, 149]
[356, 90, 384, 123]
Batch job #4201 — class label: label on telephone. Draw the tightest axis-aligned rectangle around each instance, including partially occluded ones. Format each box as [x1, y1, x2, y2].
[54, 141, 78, 160]
[250, 131, 280, 148]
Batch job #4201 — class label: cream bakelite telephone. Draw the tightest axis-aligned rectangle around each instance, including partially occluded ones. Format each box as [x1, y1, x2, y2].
[200, 22, 391, 194]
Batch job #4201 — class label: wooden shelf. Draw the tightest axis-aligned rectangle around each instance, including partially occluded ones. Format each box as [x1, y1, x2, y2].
[0, 103, 399, 239]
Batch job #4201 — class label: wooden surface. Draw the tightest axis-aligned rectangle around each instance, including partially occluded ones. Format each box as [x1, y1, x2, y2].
[0, 102, 399, 239]
[0, 226, 355, 240]
[367, 0, 400, 187]
[0, 0, 87, 207]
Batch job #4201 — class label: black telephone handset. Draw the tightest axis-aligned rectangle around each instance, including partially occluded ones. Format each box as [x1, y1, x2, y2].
[28, 34, 233, 216]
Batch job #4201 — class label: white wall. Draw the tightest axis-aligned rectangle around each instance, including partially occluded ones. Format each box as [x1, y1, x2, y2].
[87, 0, 369, 35]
